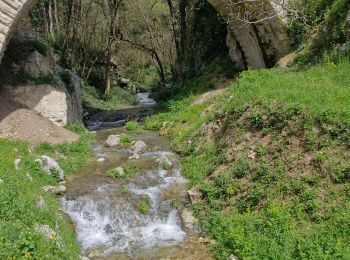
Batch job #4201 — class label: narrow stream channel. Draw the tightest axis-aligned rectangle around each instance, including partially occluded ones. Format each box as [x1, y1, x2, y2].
[60, 94, 213, 259]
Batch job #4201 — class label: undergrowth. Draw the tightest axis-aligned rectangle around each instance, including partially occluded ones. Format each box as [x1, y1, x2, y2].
[0, 123, 92, 259]
[145, 60, 350, 259]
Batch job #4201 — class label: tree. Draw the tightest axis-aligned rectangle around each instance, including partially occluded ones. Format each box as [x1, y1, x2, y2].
[102, 0, 124, 96]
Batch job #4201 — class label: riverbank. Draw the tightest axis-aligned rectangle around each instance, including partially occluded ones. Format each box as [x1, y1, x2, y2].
[0, 123, 92, 259]
[145, 60, 350, 259]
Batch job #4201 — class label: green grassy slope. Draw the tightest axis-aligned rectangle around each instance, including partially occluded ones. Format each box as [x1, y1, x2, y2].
[145, 61, 350, 259]
[0, 124, 92, 259]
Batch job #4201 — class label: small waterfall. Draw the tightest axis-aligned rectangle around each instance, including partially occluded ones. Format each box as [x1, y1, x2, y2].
[137, 92, 156, 106]
[60, 149, 187, 257]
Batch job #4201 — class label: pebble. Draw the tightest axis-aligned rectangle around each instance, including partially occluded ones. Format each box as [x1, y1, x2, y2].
[97, 158, 106, 163]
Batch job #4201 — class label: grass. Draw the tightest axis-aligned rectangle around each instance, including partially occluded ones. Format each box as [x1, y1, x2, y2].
[230, 61, 350, 124]
[119, 135, 133, 143]
[125, 121, 140, 131]
[138, 196, 151, 215]
[145, 60, 350, 259]
[0, 123, 92, 259]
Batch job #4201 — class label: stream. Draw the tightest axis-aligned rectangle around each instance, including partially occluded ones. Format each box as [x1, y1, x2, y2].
[60, 93, 213, 259]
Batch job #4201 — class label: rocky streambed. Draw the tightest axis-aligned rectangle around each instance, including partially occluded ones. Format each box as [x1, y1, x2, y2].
[60, 95, 213, 259]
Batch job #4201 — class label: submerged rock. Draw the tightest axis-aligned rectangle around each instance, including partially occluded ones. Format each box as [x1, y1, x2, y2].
[105, 135, 120, 147]
[43, 185, 67, 196]
[97, 158, 106, 163]
[36, 155, 64, 181]
[128, 153, 140, 160]
[129, 140, 147, 154]
[156, 154, 173, 170]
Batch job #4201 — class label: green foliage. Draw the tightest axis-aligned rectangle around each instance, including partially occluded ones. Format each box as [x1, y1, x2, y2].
[146, 59, 350, 259]
[119, 135, 133, 143]
[83, 84, 138, 112]
[0, 124, 91, 259]
[231, 61, 350, 125]
[19, 70, 57, 85]
[137, 196, 151, 214]
[35, 123, 92, 174]
[59, 70, 74, 93]
[125, 121, 139, 131]
[232, 158, 250, 178]
[31, 39, 49, 55]
[287, 0, 350, 62]
[121, 185, 130, 194]
[106, 164, 140, 179]
[127, 66, 160, 91]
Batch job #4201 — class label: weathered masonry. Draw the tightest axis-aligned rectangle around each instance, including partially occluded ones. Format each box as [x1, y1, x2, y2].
[0, 0, 37, 62]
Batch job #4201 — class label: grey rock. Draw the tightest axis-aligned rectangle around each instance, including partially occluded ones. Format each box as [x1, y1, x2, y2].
[156, 154, 173, 170]
[128, 153, 140, 160]
[105, 135, 120, 147]
[36, 155, 64, 181]
[97, 158, 106, 163]
[187, 187, 202, 204]
[43, 185, 67, 196]
[129, 140, 147, 154]
[181, 208, 200, 233]
[114, 167, 125, 176]
[34, 224, 57, 240]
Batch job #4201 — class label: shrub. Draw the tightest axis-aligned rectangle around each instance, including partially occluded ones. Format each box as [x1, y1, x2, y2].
[138, 197, 151, 214]
[125, 121, 139, 131]
[120, 135, 133, 143]
[232, 158, 250, 178]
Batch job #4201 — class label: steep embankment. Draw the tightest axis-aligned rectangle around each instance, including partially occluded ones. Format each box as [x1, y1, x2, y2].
[145, 61, 350, 259]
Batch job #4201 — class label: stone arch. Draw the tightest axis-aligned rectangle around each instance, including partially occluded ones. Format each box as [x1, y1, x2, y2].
[207, 0, 290, 69]
[0, 0, 38, 63]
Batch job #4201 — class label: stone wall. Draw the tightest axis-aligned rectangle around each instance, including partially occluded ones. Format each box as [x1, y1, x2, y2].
[0, 0, 37, 63]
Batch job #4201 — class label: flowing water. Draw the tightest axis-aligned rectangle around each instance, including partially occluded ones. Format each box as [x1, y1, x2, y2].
[61, 93, 213, 259]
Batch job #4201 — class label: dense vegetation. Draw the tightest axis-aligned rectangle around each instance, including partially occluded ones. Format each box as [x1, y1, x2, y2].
[1, 0, 349, 258]
[145, 59, 350, 259]
[0, 124, 92, 258]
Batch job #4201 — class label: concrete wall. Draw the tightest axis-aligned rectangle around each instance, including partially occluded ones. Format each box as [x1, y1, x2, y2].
[0, 0, 37, 63]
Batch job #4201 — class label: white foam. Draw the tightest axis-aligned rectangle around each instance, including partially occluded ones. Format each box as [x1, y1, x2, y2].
[137, 93, 156, 106]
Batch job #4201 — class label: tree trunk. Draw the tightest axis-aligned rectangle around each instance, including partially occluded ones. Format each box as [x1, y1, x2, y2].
[104, 39, 112, 96]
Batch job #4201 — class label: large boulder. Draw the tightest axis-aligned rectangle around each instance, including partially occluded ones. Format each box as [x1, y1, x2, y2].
[0, 30, 83, 126]
[4, 84, 69, 126]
